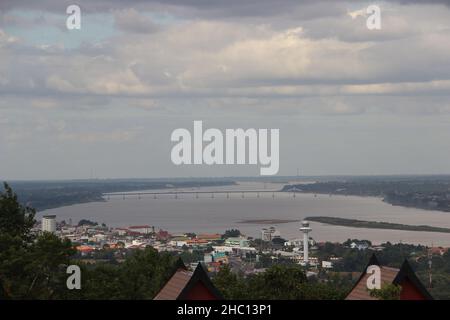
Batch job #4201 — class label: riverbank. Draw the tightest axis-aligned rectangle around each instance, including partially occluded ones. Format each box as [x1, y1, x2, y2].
[7, 179, 236, 211]
[282, 178, 450, 214]
[306, 216, 450, 234]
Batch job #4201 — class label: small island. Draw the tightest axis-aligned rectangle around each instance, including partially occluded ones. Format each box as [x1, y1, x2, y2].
[306, 216, 450, 233]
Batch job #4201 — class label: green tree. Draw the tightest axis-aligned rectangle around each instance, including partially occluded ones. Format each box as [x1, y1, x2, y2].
[369, 283, 401, 300]
[117, 248, 176, 299]
[248, 265, 307, 299]
[0, 182, 37, 298]
[78, 219, 98, 226]
[213, 265, 247, 299]
[25, 232, 76, 299]
[214, 264, 346, 300]
[0, 182, 35, 241]
[222, 229, 241, 238]
[77, 264, 122, 300]
[0, 183, 76, 299]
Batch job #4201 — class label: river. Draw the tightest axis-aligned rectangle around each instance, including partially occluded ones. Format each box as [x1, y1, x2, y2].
[39, 182, 450, 246]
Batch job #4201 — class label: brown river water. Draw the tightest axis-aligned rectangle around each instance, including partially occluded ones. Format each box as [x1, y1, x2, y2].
[40, 182, 450, 246]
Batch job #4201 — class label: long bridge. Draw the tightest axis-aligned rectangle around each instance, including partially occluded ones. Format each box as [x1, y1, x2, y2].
[103, 188, 303, 200]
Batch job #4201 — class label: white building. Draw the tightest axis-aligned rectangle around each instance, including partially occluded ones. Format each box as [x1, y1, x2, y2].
[42, 215, 56, 233]
[224, 237, 249, 248]
[261, 227, 280, 241]
[284, 238, 303, 247]
[350, 241, 370, 251]
[169, 240, 188, 247]
[128, 225, 152, 234]
[93, 233, 107, 242]
[113, 228, 128, 236]
[212, 246, 234, 253]
[60, 226, 76, 234]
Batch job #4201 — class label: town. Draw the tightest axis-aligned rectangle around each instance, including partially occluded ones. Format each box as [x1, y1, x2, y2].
[39, 214, 356, 274]
[37, 214, 448, 284]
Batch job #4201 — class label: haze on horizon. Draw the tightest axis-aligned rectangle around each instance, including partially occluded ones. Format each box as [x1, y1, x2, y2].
[1, 0, 450, 180]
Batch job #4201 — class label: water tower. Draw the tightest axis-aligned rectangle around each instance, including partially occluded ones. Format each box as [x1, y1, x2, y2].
[299, 220, 312, 264]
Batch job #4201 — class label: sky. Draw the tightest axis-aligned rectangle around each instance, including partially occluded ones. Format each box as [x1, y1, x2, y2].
[1, 0, 450, 179]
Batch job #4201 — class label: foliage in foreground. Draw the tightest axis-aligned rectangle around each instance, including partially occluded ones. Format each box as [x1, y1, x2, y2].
[0, 182, 177, 299]
[369, 284, 401, 300]
[213, 265, 347, 300]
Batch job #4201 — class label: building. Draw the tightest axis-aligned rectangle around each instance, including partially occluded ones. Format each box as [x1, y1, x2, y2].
[128, 225, 152, 234]
[113, 228, 128, 236]
[75, 245, 95, 256]
[211, 252, 228, 264]
[197, 233, 222, 241]
[169, 236, 190, 247]
[154, 260, 223, 300]
[429, 247, 449, 256]
[204, 254, 213, 263]
[346, 254, 433, 300]
[212, 246, 234, 253]
[42, 215, 56, 233]
[350, 241, 370, 251]
[261, 227, 280, 241]
[273, 250, 302, 263]
[284, 238, 303, 247]
[224, 237, 249, 248]
[156, 229, 171, 241]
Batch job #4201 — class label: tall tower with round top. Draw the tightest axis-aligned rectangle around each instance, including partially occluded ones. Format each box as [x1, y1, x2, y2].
[299, 220, 312, 264]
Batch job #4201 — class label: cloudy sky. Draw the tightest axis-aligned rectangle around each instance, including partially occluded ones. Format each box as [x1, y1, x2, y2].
[1, 0, 450, 179]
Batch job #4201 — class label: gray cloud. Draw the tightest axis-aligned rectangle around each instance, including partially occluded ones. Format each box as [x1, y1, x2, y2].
[2, 0, 450, 179]
[1, 0, 450, 17]
[113, 8, 159, 34]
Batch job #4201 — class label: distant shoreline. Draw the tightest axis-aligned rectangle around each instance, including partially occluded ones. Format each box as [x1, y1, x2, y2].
[9, 179, 237, 212]
[282, 180, 450, 214]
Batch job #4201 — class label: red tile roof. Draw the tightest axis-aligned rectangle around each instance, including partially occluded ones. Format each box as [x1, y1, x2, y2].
[154, 261, 223, 300]
[346, 254, 433, 300]
[76, 245, 95, 253]
[197, 233, 222, 240]
[154, 269, 193, 300]
[346, 266, 399, 300]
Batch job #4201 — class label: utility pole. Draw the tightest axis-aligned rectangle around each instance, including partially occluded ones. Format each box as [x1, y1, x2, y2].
[428, 243, 433, 289]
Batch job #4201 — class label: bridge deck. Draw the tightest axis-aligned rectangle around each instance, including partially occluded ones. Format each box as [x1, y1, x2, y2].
[104, 190, 287, 196]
